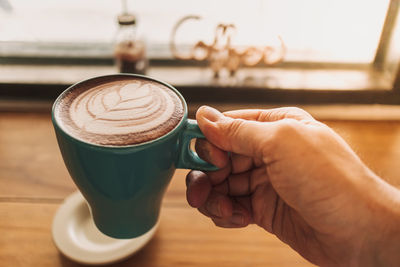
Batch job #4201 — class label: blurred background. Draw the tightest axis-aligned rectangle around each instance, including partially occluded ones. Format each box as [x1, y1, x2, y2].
[0, 0, 399, 113]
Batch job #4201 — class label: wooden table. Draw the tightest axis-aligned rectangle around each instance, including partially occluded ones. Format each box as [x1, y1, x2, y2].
[1, 112, 400, 267]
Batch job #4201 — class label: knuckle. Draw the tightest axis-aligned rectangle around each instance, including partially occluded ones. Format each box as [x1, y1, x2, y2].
[211, 218, 222, 227]
[256, 110, 273, 122]
[197, 206, 210, 217]
[265, 119, 303, 154]
[211, 217, 229, 228]
[285, 106, 306, 114]
[185, 170, 196, 186]
[219, 118, 245, 145]
[285, 107, 312, 118]
[275, 119, 301, 137]
[186, 170, 207, 187]
[225, 118, 244, 137]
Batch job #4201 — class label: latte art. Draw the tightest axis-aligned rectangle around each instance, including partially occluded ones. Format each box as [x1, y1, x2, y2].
[55, 76, 184, 146]
[70, 81, 176, 135]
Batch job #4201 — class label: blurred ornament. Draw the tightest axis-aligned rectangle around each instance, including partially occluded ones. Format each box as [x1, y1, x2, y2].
[114, 0, 147, 74]
[170, 15, 286, 78]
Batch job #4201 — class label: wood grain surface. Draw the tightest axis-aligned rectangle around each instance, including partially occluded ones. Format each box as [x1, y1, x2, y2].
[1, 111, 400, 267]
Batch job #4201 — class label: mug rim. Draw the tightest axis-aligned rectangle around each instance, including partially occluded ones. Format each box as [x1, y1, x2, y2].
[51, 73, 188, 150]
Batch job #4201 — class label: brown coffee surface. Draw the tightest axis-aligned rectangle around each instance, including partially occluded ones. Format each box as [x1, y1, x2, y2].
[54, 76, 184, 146]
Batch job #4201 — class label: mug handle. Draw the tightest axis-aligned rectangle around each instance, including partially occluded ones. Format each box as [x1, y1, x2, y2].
[176, 119, 219, 171]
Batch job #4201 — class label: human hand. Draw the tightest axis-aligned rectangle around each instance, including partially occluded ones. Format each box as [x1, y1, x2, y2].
[186, 106, 400, 266]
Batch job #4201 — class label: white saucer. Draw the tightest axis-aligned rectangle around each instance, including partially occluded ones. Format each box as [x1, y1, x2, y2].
[52, 191, 158, 265]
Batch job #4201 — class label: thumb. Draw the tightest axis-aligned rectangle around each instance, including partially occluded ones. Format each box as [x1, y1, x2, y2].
[196, 106, 273, 158]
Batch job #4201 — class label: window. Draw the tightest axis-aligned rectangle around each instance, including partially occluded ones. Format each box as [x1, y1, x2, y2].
[1, 0, 400, 106]
[0, 0, 391, 61]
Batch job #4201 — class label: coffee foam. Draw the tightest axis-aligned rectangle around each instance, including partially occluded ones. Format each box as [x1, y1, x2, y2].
[55, 77, 184, 146]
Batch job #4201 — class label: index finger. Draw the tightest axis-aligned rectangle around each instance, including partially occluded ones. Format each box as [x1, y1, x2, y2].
[195, 138, 229, 169]
[223, 107, 314, 122]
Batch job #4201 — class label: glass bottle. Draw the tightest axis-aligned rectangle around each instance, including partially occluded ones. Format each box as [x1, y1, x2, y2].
[114, 13, 147, 74]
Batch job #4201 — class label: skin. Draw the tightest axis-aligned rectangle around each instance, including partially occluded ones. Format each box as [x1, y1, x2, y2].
[186, 106, 400, 267]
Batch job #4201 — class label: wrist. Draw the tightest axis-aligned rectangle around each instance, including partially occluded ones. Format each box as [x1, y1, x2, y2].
[358, 175, 400, 267]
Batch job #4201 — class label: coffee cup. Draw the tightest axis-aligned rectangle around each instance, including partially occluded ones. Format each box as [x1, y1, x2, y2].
[52, 74, 217, 238]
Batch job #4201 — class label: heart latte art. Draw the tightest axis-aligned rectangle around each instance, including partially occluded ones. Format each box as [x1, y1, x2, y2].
[54, 77, 184, 146]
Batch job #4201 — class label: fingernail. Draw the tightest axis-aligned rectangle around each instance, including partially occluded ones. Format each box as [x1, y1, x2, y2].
[200, 106, 223, 123]
[232, 213, 244, 225]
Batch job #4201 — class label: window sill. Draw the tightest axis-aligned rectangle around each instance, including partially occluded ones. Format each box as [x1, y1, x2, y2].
[0, 64, 397, 106]
[0, 64, 392, 89]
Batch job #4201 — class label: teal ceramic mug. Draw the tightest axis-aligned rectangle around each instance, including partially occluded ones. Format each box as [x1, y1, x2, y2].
[52, 74, 217, 239]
